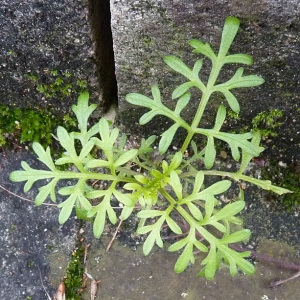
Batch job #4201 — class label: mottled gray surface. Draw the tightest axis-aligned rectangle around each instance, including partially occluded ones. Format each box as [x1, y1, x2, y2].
[0, 151, 78, 300]
[0, 0, 98, 113]
[111, 0, 300, 159]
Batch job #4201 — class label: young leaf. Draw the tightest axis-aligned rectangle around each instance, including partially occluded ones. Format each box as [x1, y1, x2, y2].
[35, 179, 58, 205]
[168, 236, 189, 252]
[137, 210, 164, 218]
[204, 136, 216, 169]
[174, 242, 194, 273]
[114, 149, 138, 167]
[164, 56, 193, 79]
[159, 124, 179, 154]
[214, 105, 226, 131]
[166, 215, 182, 234]
[174, 92, 191, 116]
[172, 82, 195, 99]
[169, 170, 182, 200]
[57, 194, 77, 224]
[33, 143, 56, 171]
[200, 245, 217, 280]
[221, 229, 251, 244]
[72, 91, 97, 133]
[187, 202, 203, 221]
[189, 39, 216, 62]
[169, 151, 183, 170]
[209, 201, 245, 222]
[192, 171, 204, 194]
[218, 16, 240, 58]
[222, 54, 253, 65]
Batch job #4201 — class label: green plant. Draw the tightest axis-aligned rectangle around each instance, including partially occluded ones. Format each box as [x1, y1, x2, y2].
[10, 17, 291, 280]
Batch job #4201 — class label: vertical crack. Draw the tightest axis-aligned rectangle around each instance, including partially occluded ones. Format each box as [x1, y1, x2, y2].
[88, 0, 118, 110]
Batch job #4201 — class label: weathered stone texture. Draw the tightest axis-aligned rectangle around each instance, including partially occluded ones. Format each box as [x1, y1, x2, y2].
[111, 0, 300, 159]
[0, 0, 97, 114]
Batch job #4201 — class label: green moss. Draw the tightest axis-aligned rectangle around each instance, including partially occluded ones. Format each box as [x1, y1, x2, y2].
[262, 161, 300, 211]
[0, 69, 86, 150]
[252, 108, 283, 138]
[26, 69, 87, 99]
[227, 109, 240, 120]
[63, 247, 85, 300]
[0, 104, 76, 150]
[227, 108, 284, 138]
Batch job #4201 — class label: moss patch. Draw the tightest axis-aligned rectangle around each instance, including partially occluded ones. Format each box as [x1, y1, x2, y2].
[262, 161, 300, 211]
[63, 247, 85, 300]
[0, 104, 76, 150]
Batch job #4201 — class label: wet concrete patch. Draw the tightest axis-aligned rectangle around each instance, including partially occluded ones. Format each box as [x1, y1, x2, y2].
[80, 235, 300, 300]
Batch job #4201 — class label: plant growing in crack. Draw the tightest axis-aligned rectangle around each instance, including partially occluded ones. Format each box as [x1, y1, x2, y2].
[9, 17, 292, 280]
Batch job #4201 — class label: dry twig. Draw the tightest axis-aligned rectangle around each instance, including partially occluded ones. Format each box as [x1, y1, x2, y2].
[0, 184, 57, 206]
[106, 217, 123, 252]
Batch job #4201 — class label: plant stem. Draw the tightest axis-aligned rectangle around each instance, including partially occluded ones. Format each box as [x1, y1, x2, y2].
[230, 244, 300, 271]
[180, 60, 222, 153]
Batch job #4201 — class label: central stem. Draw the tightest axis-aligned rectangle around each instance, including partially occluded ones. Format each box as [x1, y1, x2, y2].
[180, 60, 222, 153]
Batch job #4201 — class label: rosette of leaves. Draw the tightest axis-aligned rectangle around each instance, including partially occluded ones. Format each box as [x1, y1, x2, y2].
[10, 16, 291, 280]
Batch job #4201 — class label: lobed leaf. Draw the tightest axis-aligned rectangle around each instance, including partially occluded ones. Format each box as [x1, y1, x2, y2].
[221, 229, 251, 244]
[33, 143, 56, 171]
[209, 201, 245, 223]
[189, 39, 216, 61]
[10, 161, 57, 192]
[142, 217, 165, 255]
[57, 193, 77, 224]
[72, 91, 97, 133]
[35, 179, 58, 205]
[200, 245, 217, 280]
[214, 68, 264, 90]
[174, 242, 194, 273]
